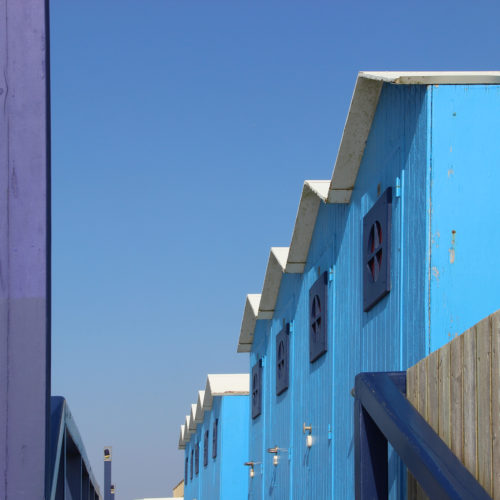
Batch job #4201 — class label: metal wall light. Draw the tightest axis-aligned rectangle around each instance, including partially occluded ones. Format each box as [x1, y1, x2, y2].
[267, 446, 279, 466]
[244, 461, 260, 478]
[303, 422, 313, 448]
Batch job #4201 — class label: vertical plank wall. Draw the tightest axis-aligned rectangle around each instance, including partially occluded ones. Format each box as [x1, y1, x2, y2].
[407, 309, 500, 498]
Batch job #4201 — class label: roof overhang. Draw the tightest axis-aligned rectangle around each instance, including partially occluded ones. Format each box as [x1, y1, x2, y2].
[178, 425, 186, 449]
[189, 404, 197, 431]
[203, 373, 250, 411]
[178, 374, 250, 448]
[258, 247, 289, 319]
[237, 294, 260, 353]
[236, 71, 500, 354]
[327, 71, 500, 204]
[194, 391, 205, 423]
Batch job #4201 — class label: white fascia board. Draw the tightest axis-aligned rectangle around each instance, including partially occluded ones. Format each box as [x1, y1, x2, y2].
[328, 71, 500, 204]
[183, 415, 193, 442]
[189, 404, 197, 431]
[361, 71, 500, 85]
[194, 391, 205, 423]
[258, 247, 289, 319]
[286, 181, 329, 273]
[237, 294, 260, 353]
[203, 373, 250, 411]
[328, 75, 383, 204]
[178, 425, 186, 449]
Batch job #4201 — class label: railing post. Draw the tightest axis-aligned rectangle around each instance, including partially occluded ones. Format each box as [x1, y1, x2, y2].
[0, 1, 51, 498]
[354, 398, 388, 499]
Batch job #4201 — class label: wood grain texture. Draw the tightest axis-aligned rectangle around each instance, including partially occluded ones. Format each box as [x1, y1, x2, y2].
[438, 343, 451, 447]
[476, 316, 493, 495]
[492, 310, 500, 499]
[450, 333, 464, 462]
[407, 310, 500, 498]
[427, 351, 439, 434]
[463, 326, 478, 477]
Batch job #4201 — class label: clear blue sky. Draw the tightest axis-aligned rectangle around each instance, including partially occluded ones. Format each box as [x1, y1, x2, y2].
[50, 1, 500, 498]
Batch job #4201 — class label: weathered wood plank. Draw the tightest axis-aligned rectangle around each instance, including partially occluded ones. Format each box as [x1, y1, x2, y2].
[492, 310, 500, 499]
[450, 333, 464, 462]
[407, 364, 418, 409]
[476, 315, 493, 495]
[463, 326, 478, 477]
[417, 358, 427, 418]
[427, 351, 439, 434]
[438, 343, 451, 447]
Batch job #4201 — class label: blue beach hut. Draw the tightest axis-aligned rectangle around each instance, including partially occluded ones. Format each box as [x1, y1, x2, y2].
[179, 374, 250, 500]
[237, 71, 500, 499]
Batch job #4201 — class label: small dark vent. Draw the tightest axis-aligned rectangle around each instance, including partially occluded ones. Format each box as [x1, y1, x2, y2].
[195, 442, 199, 475]
[276, 324, 290, 395]
[363, 187, 392, 311]
[309, 271, 328, 362]
[251, 360, 262, 419]
[212, 418, 218, 459]
[203, 430, 209, 467]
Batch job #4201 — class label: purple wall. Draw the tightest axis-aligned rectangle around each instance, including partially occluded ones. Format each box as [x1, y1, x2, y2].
[0, 1, 51, 498]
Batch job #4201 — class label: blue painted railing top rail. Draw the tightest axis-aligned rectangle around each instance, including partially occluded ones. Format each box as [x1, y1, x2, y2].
[354, 372, 491, 500]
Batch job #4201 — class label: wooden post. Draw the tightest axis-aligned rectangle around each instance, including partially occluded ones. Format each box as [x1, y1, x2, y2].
[0, 1, 51, 499]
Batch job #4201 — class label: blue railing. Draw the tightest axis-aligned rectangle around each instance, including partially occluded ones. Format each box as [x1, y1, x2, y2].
[354, 371, 490, 500]
[49, 397, 101, 500]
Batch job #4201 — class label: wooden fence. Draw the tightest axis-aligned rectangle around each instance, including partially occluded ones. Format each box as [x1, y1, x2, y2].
[407, 309, 500, 499]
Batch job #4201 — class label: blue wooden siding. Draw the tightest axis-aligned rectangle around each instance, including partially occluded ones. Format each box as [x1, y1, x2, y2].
[330, 83, 429, 499]
[220, 396, 249, 500]
[185, 395, 249, 500]
[249, 83, 431, 499]
[249, 320, 270, 500]
[246, 81, 500, 498]
[429, 84, 500, 352]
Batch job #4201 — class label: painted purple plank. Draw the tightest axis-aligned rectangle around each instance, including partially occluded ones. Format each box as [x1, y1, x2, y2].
[0, 1, 51, 499]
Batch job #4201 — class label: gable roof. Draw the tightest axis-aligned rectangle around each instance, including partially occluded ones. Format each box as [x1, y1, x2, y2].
[237, 71, 500, 352]
[178, 374, 249, 449]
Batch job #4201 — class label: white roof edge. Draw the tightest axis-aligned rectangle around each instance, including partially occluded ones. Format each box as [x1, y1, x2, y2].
[178, 424, 186, 449]
[194, 391, 205, 423]
[361, 71, 500, 85]
[203, 373, 250, 411]
[180, 375, 249, 446]
[258, 247, 289, 319]
[237, 294, 260, 352]
[285, 180, 329, 273]
[328, 71, 500, 203]
[189, 404, 197, 431]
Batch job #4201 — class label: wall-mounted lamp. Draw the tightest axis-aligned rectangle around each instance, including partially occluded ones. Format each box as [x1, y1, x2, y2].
[303, 422, 313, 448]
[267, 446, 279, 466]
[244, 461, 257, 478]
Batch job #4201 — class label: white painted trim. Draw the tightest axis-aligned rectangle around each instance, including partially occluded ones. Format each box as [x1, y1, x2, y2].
[194, 391, 205, 423]
[237, 294, 260, 353]
[258, 247, 289, 318]
[178, 424, 186, 449]
[189, 404, 197, 431]
[183, 415, 193, 442]
[361, 71, 500, 84]
[286, 181, 329, 273]
[203, 373, 250, 411]
[327, 76, 383, 204]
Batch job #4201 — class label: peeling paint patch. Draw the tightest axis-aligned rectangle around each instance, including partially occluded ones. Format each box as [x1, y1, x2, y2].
[432, 266, 440, 280]
[448, 168, 454, 177]
[449, 230, 456, 264]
